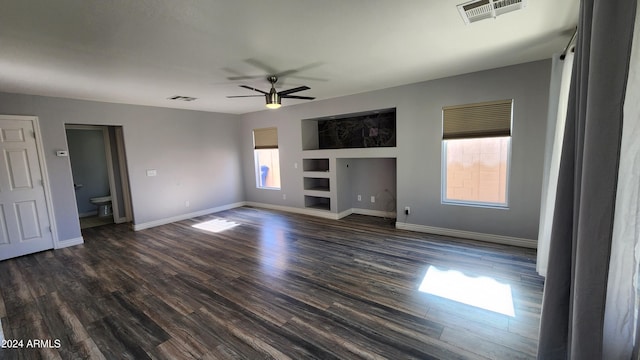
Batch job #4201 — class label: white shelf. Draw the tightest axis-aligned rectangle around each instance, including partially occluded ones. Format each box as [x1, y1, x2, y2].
[303, 171, 330, 178]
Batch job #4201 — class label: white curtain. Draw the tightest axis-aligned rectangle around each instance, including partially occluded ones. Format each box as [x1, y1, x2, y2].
[537, 49, 575, 277]
[603, 4, 640, 358]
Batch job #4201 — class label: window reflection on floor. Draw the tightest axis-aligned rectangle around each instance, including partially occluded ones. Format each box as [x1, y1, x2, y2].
[259, 218, 289, 276]
[192, 218, 239, 233]
[418, 266, 515, 317]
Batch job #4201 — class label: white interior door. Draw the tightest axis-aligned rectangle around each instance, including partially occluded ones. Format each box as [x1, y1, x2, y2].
[0, 117, 53, 261]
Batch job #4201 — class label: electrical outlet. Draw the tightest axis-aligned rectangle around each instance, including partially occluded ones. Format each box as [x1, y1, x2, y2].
[405, 206, 410, 215]
[357, 195, 362, 201]
[371, 196, 375, 203]
[185, 200, 190, 208]
[282, 194, 287, 200]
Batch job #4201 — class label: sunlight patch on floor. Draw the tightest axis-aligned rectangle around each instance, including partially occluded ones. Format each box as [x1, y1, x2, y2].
[419, 265, 515, 317]
[192, 218, 239, 233]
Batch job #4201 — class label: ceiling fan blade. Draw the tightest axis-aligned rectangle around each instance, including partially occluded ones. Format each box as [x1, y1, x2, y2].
[278, 86, 310, 96]
[245, 58, 278, 75]
[245, 59, 324, 79]
[228, 74, 265, 81]
[275, 61, 325, 79]
[281, 95, 316, 100]
[226, 95, 264, 98]
[273, 69, 299, 78]
[287, 75, 329, 82]
[223, 67, 258, 81]
[239, 85, 268, 94]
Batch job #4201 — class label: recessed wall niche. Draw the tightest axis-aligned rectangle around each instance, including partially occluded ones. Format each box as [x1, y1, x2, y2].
[302, 108, 396, 150]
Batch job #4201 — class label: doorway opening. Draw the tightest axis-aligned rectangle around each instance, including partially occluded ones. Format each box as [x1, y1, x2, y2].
[65, 125, 132, 229]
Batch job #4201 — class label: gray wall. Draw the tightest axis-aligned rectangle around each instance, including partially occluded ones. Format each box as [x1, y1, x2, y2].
[66, 128, 110, 215]
[349, 158, 396, 212]
[240, 60, 550, 240]
[0, 92, 244, 244]
[335, 158, 352, 213]
[333, 157, 397, 213]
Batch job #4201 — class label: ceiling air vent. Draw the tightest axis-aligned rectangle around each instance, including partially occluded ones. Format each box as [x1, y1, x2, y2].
[457, 0, 526, 25]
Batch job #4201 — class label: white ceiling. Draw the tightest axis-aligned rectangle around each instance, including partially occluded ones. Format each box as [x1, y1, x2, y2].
[0, 0, 579, 115]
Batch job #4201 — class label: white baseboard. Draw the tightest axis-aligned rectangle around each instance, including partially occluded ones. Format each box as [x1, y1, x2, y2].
[337, 208, 354, 219]
[351, 208, 396, 218]
[245, 202, 341, 220]
[247, 203, 396, 220]
[128, 202, 534, 248]
[395, 222, 537, 249]
[133, 202, 246, 231]
[55, 236, 84, 249]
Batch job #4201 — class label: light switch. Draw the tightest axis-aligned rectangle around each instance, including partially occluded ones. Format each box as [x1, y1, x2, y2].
[146, 169, 157, 177]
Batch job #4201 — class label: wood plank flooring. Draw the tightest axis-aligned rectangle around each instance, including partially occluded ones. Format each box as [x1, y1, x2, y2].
[0, 206, 543, 359]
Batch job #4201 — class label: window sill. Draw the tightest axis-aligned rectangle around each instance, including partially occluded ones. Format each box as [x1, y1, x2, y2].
[441, 200, 509, 210]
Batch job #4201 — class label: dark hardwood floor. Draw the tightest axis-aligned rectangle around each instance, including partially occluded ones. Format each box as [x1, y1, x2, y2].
[0, 206, 543, 359]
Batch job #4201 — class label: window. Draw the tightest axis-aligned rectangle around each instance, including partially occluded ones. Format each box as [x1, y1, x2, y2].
[253, 127, 281, 189]
[442, 99, 512, 207]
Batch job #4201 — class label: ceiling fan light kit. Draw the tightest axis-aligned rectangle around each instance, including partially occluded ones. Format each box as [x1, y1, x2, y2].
[266, 91, 281, 109]
[227, 75, 315, 109]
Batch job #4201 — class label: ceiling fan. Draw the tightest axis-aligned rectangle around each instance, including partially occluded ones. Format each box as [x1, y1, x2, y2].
[227, 76, 315, 109]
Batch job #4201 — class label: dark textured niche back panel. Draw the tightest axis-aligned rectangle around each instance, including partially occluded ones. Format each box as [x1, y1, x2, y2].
[317, 110, 396, 149]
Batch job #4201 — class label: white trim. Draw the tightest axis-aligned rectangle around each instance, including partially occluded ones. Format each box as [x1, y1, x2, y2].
[33, 116, 61, 249]
[337, 208, 354, 219]
[245, 202, 341, 219]
[102, 127, 121, 221]
[351, 208, 396, 218]
[395, 221, 537, 249]
[247, 203, 397, 220]
[54, 236, 84, 249]
[65, 124, 104, 131]
[115, 127, 133, 222]
[133, 202, 246, 231]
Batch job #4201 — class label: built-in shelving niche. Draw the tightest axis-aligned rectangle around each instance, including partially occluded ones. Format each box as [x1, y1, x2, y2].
[302, 158, 331, 211]
[302, 158, 330, 172]
[302, 108, 396, 150]
[304, 177, 330, 192]
[304, 195, 331, 211]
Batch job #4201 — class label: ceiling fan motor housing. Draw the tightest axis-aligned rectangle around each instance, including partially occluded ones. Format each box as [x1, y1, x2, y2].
[267, 89, 281, 106]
